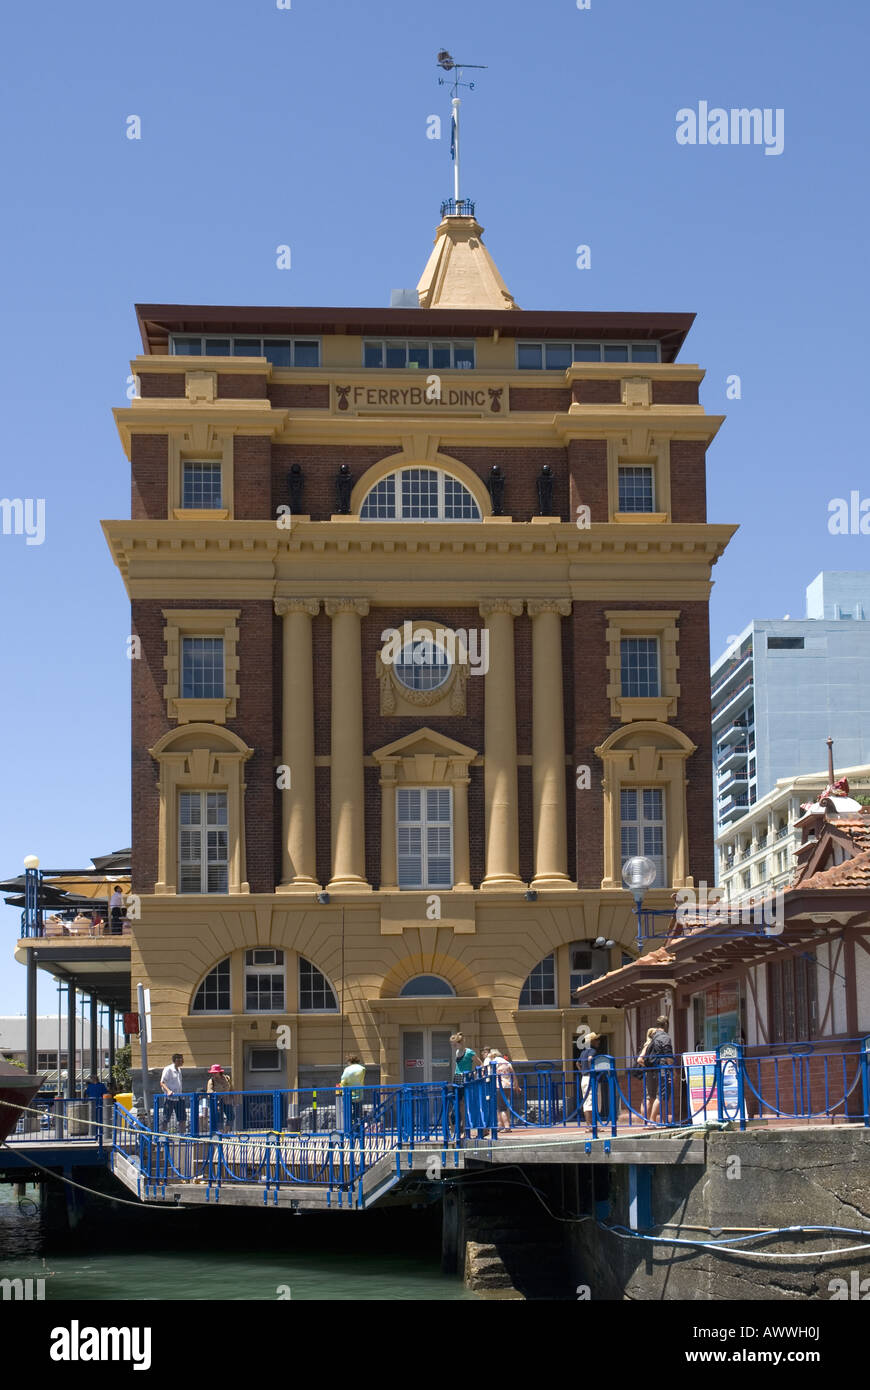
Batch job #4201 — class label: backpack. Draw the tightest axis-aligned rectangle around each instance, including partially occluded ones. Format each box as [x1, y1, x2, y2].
[647, 1032, 675, 1064]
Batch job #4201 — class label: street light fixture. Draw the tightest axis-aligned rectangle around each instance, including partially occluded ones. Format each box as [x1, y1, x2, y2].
[622, 855, 658, 904]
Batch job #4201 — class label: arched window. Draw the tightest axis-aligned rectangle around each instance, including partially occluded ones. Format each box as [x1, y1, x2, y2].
[192, 958, 231, 1013]
[398, 975, 456, 997]
[298, 957, 338, 1012]
[360, 468, 481, 522]
[519, 954, 556, 1009]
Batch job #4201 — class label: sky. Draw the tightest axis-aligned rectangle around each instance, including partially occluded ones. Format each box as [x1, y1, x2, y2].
[0, 0, 868, 1011]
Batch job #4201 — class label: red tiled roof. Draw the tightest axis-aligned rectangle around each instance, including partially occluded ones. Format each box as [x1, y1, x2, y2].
[800, 848, 870, 890]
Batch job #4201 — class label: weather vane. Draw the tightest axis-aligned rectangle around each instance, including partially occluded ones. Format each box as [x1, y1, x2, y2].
[436, 50, 487, 208]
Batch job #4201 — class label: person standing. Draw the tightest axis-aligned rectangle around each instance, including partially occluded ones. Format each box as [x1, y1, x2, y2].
[160, 1053, 186, 1133]
[109, 886, 125, 934]
[487, 1049, 516, 1132]
[576, 1032, 600, 1129]
[337, 1054, 366, 1127]
[449, 1034, 484, 1137]
[646, 1016, 676, 1125]
[206, 1064, 234, 1132]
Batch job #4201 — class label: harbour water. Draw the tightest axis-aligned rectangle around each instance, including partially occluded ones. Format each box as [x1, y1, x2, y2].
[0, 1186, 477, 1301]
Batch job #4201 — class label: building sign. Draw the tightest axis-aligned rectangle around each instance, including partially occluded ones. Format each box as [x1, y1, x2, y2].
[334, 382, 507, 415]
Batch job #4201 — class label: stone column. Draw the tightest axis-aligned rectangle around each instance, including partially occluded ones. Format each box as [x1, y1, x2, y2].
[274, 600, 320, 891]
[325, 599, 371, 890]
[451, 766, 472, 891]
[478, 600, 524, 888]
[379, 761, 398, 890]
[528, 600, 572, 888]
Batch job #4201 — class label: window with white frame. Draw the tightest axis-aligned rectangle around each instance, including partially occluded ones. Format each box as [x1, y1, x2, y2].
[397, 788, 453, 888]
[170, 335, 320, 367]
[394, 637, 452, 692]
[182, 461, 223, 509]
[620, 788, 666, 889]
[192, 958, 231, 1013]
[362, 340, 474, 369]
[617, 465, 655, 513]
[298, 957, 338, 1012]
[360, 468, 481, 521]
[620, 637, 660, 698]
[245, 949, 285, 1012]
[179, 792, 229, 894]
[181, 637, 225, 700]
[516, 341, 660, 369]
[519, 954, 556, 1008]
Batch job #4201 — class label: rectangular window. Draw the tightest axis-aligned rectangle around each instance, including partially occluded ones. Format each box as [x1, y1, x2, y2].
[244, 949, 285, 1013]
[170, 336, 320, 366]
[620, 637, 660, 697]
[179, 791, 228, 894]
[620, 787, 666, 889]
[516, 341, 661, 367]
[545, 343, 572, 369]
[517, 343, 543, 370]
[363, 341, 383, 368]
[362, 340, 475, 369]
[182, 462, 223, 510]
[767, 636, 805, 650]
[618, 465, 655, 513]
[263, 339, 293, 367]
[397, 787, 453, 889]
[181, 637, 225, 699]
[769, 954, 817, 1044]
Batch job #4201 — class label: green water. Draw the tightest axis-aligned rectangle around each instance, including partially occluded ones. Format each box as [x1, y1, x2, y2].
[0, 1186, 477, 1301]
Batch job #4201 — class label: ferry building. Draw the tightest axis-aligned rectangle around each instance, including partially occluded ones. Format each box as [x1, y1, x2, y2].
[103, 199, 735, 1092]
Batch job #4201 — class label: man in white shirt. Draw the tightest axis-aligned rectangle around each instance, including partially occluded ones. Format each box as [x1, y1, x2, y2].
[160, 1053, 186, 1132]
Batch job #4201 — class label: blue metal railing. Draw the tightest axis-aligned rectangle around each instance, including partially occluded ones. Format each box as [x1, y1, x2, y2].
[94, 1039, 870, 1195]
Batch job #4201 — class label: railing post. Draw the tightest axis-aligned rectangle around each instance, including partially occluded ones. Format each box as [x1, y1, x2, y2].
[862, 1037, 870, 1129]
[190, 1092, 199, 1138]
[716, 1043, 745, 1130]
[273, 1089, 283, 1134]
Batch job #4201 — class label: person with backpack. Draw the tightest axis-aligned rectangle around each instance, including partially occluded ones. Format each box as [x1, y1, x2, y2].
[646, 1016, 677, 1125]
[635, 1027, 658, 1122]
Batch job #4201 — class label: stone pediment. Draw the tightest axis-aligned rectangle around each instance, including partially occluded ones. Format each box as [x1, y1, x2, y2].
[372, 727, 477, 766]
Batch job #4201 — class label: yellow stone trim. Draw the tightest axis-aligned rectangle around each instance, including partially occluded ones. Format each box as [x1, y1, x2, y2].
[605, 608, 680, 722]
[172, 508, 230, 521]
[373, 728, 477, 896]
[149, 722, 253, 896]
[595, 721, 697, 890]
[376, 619, 468, 716]
[113, 404, 287, 460]
[167, 426, 236, 521]
[163, 608, 240, 723]
[606, 436, 672, 522]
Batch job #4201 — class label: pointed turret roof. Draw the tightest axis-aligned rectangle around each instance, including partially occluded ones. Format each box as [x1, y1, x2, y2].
[417, 209, 519, 311]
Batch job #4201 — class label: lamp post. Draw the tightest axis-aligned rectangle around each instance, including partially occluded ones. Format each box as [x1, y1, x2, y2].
[622, 855, 667, 947]
[23, 854, 41, 936]
[23, 855, 40, 1073]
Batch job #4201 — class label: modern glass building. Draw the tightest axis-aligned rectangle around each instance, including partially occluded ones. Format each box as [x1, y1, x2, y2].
[712, 572, 870, 835]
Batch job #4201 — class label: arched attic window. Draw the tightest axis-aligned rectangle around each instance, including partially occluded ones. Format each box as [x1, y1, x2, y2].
[360, 468, 481, 521]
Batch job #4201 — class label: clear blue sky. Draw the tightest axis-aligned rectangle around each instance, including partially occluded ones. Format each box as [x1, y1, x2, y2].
[1, 0, 867, 1010]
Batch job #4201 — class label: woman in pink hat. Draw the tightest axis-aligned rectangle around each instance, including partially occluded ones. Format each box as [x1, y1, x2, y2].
[206, 1064, 234, 1133]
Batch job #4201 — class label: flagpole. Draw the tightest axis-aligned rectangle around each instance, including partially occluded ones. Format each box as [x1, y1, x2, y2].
[452, 96, 461, 204]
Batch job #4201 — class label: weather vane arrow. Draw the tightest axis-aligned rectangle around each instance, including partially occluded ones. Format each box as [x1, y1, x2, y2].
[436, 50, 487, 208]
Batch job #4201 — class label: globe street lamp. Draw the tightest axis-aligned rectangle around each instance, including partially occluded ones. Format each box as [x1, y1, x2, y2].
[622, 855, 670, 947]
